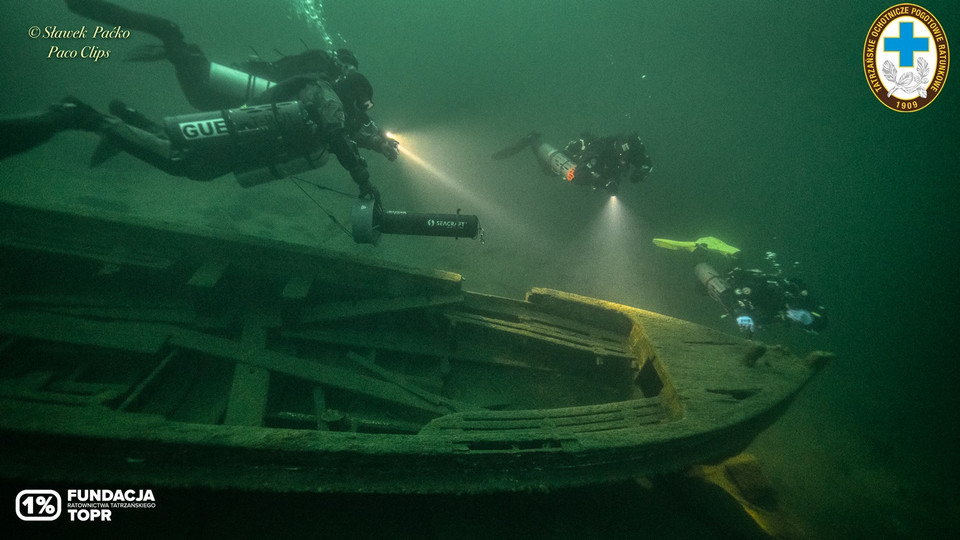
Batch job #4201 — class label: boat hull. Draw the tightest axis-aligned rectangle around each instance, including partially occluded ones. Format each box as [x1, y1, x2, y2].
[0, 202, 826, 493]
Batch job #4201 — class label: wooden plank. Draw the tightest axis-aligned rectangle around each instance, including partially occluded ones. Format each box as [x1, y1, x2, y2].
[118, 349, 178, 411]
[0, 386, 125, 406]
[0, 372, 126, 406]
[30, 306, 197, 325]
[460, 291, 629, 344]
[0, 295, 185, 309]
[281, 273, 314, 325]
[0, 310, 168, 355]
[345, 351, 469, 412]
[434, 408, 664, 431]
[313, 387, 330, 430]
[0, 229, 175, 270]
[165, 329, 454, 417]
[445, 312, 632, 359]
[421, 397, 666, 434]
[0, 372, 54, 391]
[299, 294, 463, 323]
[284, 327, 557, 373]
[524, 288, 635, 335]
[224, 364, 271, 426]
[0, 309, 453, 417]
[47, 380, 130, 396]
[282, 273, 314, 301]
[187, 260, 232, 319]
[224, 322, 271, 426]
[0, 200, 464, 300]
[0, 297, 196, 325]
[188, 260, 230, 289]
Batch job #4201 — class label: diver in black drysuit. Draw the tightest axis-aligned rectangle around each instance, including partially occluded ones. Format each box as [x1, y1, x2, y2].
[0, 81, 382, 198]
[707, 265, 829, 336]
[65, 0, 397, 156]
[0, 0, 398, 200]
[657, 238, 830, 336]
[492, 131, 653, 194]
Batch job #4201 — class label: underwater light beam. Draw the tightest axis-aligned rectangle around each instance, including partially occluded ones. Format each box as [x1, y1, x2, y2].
[385, 129, 553, 248]
[388, 130, 491, 211]
[578, 195, 647, 302]
[396, 143, 450, 185]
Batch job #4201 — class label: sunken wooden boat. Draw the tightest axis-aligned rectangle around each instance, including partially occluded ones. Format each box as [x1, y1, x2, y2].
[0, 201, 827, 494]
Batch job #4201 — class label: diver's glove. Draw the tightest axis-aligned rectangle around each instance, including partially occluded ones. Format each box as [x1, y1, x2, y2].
[600, 179, 619, 195]
[379, 136, 399, 161]
[351, 166, 380, 202]
[785, 309, 814, 326]
[358, 180, 380, 202]
[630, 164, 653, 183]
[357, 120, 398, 161]
[736, 316, 755, 334]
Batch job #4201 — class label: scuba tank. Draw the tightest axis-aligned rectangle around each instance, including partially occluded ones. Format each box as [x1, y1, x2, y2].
[214, 49, 351, 105]
[695, 263, 732, 308]
[491, 133, 577, 183]
[164, 101, 328, 187]
[207, 62, 276, 105]
[533, 142, 577, 181]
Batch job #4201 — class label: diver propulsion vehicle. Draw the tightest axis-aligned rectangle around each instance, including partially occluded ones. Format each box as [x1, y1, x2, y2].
[0, 200, 829, 494]
[351, 200, 481, 245]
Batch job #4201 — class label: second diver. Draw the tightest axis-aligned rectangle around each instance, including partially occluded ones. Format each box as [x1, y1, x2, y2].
[492, 131, 653, 195]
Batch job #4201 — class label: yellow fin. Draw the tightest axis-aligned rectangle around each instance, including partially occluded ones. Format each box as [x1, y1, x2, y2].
[652, 238, 699, 252]
[693, 237, 741, 257]
[652, 237, 741, 257]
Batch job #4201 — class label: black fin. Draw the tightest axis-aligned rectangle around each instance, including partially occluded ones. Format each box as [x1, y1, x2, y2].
[491, 132, 540, 160]
[66, 0, 184, 45]
[108, 100, 164, 136]
[124, 44, 168, 62]
[89, 136, 121, 167]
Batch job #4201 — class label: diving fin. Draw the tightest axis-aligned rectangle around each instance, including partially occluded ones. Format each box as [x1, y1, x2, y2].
[108, 100, 165, 138]
[89, 137, 121, 167]
[87, 100, 164, 167]
[492, 132, 540, 160]
[124, 44, 169, 62]
[0, 96, 105, 160]
[653, 236, 741, 257]
[653, 238, 699, 252]
[0, 112, 60, 160]
[66, 0, 184, 46]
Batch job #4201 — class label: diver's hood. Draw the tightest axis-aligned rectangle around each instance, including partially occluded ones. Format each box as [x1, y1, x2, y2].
[334, 71, 373, 108]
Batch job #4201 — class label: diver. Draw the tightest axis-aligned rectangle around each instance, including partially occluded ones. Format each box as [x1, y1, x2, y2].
[0, 82, 380, 199]
[0, 0, 398, 199]
[653, 237, 828, 336]
[63, 0, 399, 165]
[492, 131, 652, 195]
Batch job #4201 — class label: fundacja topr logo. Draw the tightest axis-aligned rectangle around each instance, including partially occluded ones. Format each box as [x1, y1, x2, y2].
[863, 4, 949, 112]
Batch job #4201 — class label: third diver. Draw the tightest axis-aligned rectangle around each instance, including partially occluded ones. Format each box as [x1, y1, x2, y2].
[492, 131, 652, 195]
[653, 236, 828, 336]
